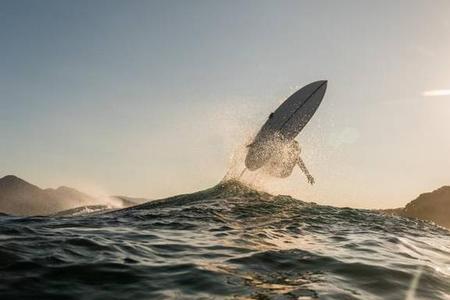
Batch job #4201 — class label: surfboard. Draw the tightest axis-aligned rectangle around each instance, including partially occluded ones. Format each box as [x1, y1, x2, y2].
[245, 80, 327, 171]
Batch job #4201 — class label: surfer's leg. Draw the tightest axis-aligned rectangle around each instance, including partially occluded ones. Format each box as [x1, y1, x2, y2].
[297, 157, 314, 185]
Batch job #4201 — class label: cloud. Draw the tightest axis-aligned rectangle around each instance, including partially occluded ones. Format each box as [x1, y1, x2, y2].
[422, 89, 450, 97]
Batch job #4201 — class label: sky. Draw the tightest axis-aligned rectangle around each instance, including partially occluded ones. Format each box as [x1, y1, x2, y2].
[1, 0, 450, 208]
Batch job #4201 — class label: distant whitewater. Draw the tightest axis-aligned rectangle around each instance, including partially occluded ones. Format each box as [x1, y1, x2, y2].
[0, 180, 449, 299]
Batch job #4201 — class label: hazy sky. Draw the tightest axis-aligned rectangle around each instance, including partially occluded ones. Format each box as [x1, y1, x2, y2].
[1, 0, 450, 208]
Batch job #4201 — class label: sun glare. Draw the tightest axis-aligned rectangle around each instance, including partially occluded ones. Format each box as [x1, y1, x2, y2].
[422, 89, 450, 97]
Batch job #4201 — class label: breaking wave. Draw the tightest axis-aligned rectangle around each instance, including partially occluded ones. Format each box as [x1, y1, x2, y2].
[0, 180, 449, 299]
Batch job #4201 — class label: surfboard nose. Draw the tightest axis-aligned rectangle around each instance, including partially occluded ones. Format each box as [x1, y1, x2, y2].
[312, 80, 327, 88]
[318, 80, 327, 90]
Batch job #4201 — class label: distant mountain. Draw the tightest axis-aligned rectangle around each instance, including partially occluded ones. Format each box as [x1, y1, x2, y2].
[0, 175, 143, 216]
[44, 186, 95, 206]
[382, 186, 450, 229]
[0, 175, 54, 216]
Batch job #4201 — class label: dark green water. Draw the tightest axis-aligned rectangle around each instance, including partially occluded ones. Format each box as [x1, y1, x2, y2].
[0, 180, 449, 299]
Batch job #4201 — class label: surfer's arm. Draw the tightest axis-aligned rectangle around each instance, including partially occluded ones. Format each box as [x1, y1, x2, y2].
[297, 157, 315, 185]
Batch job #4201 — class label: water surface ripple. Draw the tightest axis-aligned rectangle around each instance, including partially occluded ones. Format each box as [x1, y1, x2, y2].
[0, 181, 449, 299]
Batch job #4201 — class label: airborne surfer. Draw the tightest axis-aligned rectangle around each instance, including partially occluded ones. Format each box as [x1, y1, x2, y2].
[261, 139, 315, 185]
[243, 80, 327, 185]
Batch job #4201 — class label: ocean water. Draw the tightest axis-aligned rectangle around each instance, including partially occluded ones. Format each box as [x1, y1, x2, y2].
[0, 180, 449, 300]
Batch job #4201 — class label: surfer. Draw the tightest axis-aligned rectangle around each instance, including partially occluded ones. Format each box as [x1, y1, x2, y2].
[262, 139, 315, 185]
[244, 80, 326, 185]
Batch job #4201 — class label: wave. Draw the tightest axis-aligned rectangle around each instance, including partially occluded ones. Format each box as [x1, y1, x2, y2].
[0, 180, 449, 299]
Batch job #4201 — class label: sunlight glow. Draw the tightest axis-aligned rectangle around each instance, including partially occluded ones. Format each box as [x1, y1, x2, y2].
[405, 266, 423, 300]
[422, 89, 450, 97]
